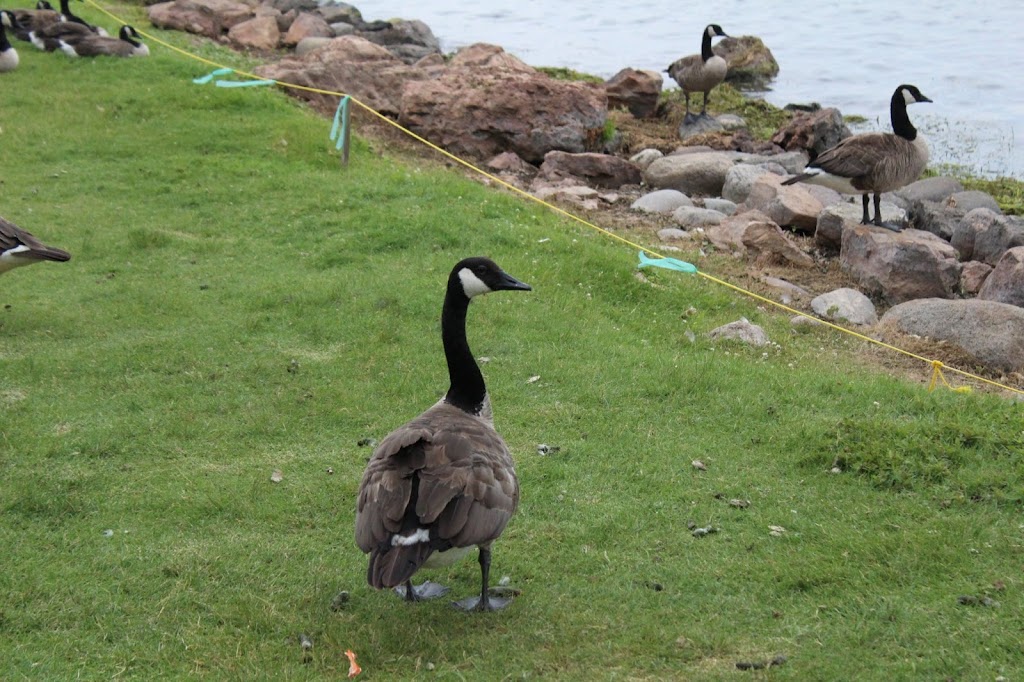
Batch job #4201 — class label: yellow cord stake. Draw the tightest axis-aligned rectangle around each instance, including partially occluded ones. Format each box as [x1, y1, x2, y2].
[81, 0, 1024, 397]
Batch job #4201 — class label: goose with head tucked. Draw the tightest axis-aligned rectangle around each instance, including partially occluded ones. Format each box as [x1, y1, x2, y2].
[666, 23, 730, 124]
[0, 12, 19, 72]
[8, 1, 59, 40]
[355, 257, 531, 612]
[782, 84, 932, 231]
[0, 216, 71, 275]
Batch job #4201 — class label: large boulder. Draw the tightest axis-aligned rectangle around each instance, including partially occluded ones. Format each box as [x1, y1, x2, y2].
[841, 226, 961, 304]
[771, 108, 850, 159]
[741, 173, 823, 232]
[538, 151, 641, 189]
[816, 199, 906, 251]
[631, 189, 692, 214]
[894, 176, 963, 205]
[704, 210, 813, 267]
[881, 299, 1024, 373]
[977, 246, 1024, 308]
[947, 190, 1001, 214]
[148, 0, 253, 37]
[722, 164, 773, 204]
[605, 68, 662, 119]
[356, 19, 441, 63]
[950, 208, 1024, 265]
[282, 11, 332, 47]
[643, 152, 734, 196]
[316, 3, 361, 25]
[811, 288, 878, 326]
[712, 36, 779, 88]
[399, 44, 606, 164]
[254, 36, 443, 116]
[907, 198, 965, 241]
[228, 15, 280, 50]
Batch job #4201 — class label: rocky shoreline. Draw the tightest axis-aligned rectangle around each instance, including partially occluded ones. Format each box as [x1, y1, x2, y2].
[147, 0, 1024, 383]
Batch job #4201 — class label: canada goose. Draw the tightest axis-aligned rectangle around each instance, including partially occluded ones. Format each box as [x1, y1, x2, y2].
[0, 13, 19, 72]
[0, 216, 72, 274]
[666, 23, 730, 124]
[355, 257, 531, 612]
[49, 24, 147, 57]
[9, 1, 60, 40]
[781, 84, 932, 231]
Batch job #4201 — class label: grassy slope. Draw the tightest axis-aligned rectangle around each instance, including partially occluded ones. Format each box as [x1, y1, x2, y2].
[2, 8, 1023, 680]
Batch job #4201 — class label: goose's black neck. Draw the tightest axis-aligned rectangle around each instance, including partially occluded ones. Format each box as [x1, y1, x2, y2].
[890, 90, 917, 141]
[700, 29, 714, 62]
[0, 21, 10, 50]
[441, 286, 486, 414]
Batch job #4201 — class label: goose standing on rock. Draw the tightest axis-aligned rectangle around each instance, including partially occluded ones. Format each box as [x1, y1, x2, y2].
[0, 216, 72, 274]
[782, 84, 932, 231]
[0, 12, 19, 72]
[666, 23, 730, 124]
[355, 257, 531, 612]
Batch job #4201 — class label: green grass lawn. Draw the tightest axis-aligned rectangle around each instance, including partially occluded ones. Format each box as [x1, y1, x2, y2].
[2, 6, 1023, 679]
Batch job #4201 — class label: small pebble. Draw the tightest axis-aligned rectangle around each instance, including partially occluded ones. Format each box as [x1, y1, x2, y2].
[357, 438, 378, 448]
[326, 467, 334, 475]
[728, 499, 750, 509]
[691, 526, 718, 538]
[330, 590, 350, 612]
[536, 443, 561, 455]
[691, 459, 706, 471]
[102, 529, 114, 538]
[270, 470, 284, 483]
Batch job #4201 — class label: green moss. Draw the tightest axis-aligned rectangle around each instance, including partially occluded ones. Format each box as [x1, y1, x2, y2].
[927, 165, 1024, 215]
[844, 114, 869, 125]
[536, 66, 604, 83]
[660, 82, 792, 141]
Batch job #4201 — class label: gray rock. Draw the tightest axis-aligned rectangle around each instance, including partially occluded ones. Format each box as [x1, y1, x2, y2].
[960, 261, 993, 296]
[950, 208, 1024, 265]
[947, 190, 1001, 214]
[533, 185, 598, 202]
[881, 299, 1024, 373]
[713, 35, 779, 88]
[742, 174, 823, 232]
[761, 275, 811, 304]
[977, 246, 1024, 308]
[841, 226, 961, 304]
[895, 176, 964, 204]
[803, 184, 843, 209]
[722, 164, 772, 204]
[317, 2, 361, 25]
[816, 200, 906, 252]
[643, 152, 734, 197]
[737, 151, 808, 175]
[702, 198, 737, 215]
[716, 114, 747, 131]
[707, 317, 770, 346]
[657, 227, 692, 241]
[330, 22, 355, 37]
[538, 151, 642, 189]
[907, 198, 964, 241]
[282, 11, 332, 47]
[678, 116, 724, 140]
[672, 206, 725, 228]
[629, 148, 664, 171]
[631, 189, 693, 214]
[704, 211, 813, 267]
[811, 288, 878, 325]
[295, 36, 333, 55]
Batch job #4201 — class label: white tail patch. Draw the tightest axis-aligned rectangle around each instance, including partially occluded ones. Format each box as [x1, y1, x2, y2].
[458, 268, 492, 298]
[390, 528, 429, 547]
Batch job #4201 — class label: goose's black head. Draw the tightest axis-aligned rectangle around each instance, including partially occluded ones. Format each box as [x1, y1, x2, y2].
[897, 84, 932, 106]
[1, 10, 15, 29]
[706, 24, 729, 39]
[450, 257, 532, 301]
[36, 0, 54, 9]
[119, 24, 139, 40]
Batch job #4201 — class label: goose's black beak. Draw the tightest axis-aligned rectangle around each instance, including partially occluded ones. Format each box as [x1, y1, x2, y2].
[498, 272, 532, 292]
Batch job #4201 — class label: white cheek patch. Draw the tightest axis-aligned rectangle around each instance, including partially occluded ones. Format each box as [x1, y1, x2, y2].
[903, 88, 916, 105]
[458, 268, 492, 298]
[391, 528, 430, 547]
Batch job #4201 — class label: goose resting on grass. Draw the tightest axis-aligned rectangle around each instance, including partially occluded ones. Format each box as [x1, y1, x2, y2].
[782, 84, 932, 231]
[0, 216, 71, 274]
[355, 257, 531, 612]
[0, 12, 19, 72]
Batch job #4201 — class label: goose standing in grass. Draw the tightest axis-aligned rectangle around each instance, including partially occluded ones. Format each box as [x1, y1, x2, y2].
[782, 84, 932, 231]
[666, 23, 730, 124]
[355, 257, 531, 612]
[44, 24, 147, 57]
[0, 12, 19, 72]
[0, 216, 71, 274]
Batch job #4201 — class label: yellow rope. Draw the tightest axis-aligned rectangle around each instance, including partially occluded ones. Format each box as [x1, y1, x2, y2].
[80, 0, 1024, 397]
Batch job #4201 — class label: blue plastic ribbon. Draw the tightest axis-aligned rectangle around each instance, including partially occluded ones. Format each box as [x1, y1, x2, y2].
[330, 95, 351, 150]
[193, 68, 274, 88]
[192, 68, 233, 85]
[637, 251, 697, 274]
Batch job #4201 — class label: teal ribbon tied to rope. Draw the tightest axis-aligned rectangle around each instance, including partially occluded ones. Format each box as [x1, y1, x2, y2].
[192, 67, 275, 88]
[330, 95, 351, 150]
[637, 251, 697, 274]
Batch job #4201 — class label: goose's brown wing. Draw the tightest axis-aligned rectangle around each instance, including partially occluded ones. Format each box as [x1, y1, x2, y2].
[810, 132, 913, 187]
[666, 54, 701, 89]
[355, 403, 518, 553]
[0, 217, 71, 261]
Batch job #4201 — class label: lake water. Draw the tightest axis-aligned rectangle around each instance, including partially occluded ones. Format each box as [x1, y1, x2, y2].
[357, 0, 1024, 179]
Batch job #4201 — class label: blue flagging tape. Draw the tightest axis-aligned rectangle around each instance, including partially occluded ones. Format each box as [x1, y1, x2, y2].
[637, 250, 697, 274]
[330, 95, 351, 150]
[193, 68, 274, 88]
[193, 68, 233, 84]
